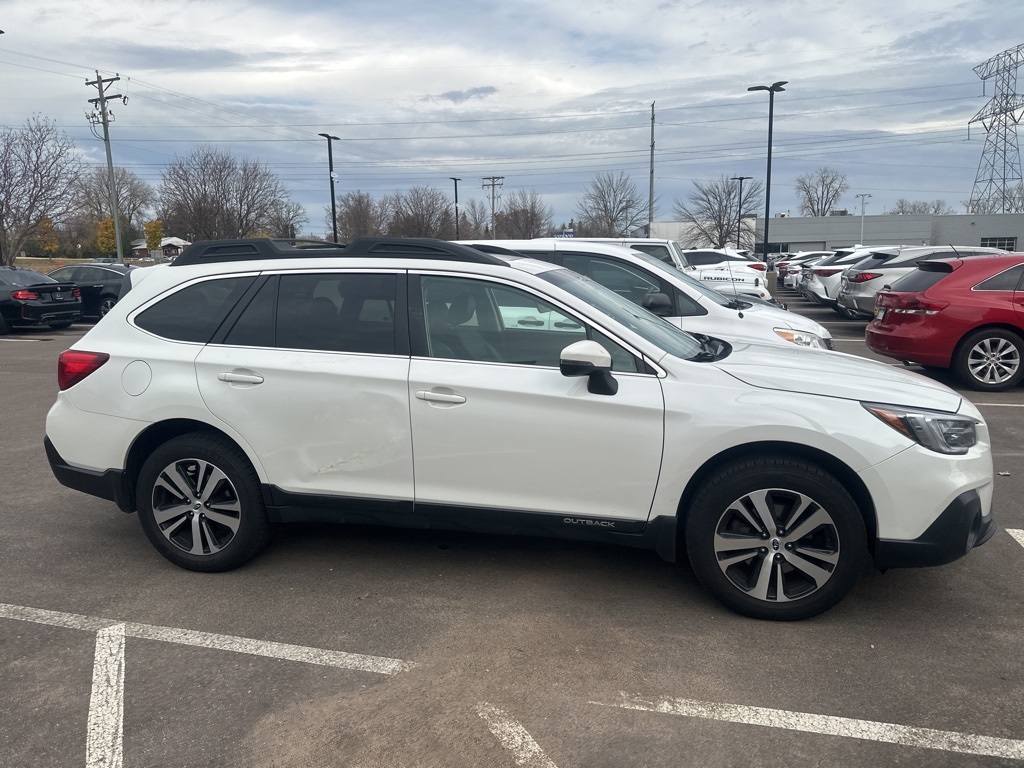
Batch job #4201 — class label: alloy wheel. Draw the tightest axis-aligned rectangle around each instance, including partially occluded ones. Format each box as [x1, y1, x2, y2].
[967, 337, 1020, 386]
[150, 458, 242, 556]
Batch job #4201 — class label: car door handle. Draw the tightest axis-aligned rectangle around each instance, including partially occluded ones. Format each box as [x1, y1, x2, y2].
[517, 319, 544, 327]
[416, 390, 466, 404]
[218, 372, 264, 384]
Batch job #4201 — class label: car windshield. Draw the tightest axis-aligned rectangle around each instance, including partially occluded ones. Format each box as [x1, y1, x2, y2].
[626, 249, 735, 307]
[540, 267, 705, 361]
[0, 269, 56, 287]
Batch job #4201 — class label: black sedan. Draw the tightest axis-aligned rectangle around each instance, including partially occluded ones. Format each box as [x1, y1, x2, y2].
[0, 267, 82, 333]
[47, 263, 133, 318]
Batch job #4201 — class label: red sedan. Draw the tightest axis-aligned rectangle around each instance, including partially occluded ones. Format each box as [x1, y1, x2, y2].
[865, 253, 1024, 391]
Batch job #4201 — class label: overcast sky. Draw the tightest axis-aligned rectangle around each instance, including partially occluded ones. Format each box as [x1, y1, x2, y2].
[2, 0, 1022, 237]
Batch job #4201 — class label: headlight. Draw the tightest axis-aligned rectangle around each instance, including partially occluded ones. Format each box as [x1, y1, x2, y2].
[862, 403, 978, 455]
[774, 328, 829, 349]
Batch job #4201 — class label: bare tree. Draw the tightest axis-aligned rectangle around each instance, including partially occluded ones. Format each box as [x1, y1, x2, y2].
[158, 145, 296, 239]
[463, 198, 490, 237]
[673, 175, 764, 249]
[575, 171, 648, 236]
[387, 187, 455, 238]
[498, 188, 553, 238]
[964, 185, 1024, 214]
[0, 115, 83, 266]
[333, 191, 390, 240]
[263, 201, 307, 238]
[794, 167, 849, 217]
[76, 166, 154, 230]
[889, 198, 957, 215]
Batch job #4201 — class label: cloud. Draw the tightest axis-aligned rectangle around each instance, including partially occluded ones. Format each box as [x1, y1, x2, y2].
[426, 86, 499, 104]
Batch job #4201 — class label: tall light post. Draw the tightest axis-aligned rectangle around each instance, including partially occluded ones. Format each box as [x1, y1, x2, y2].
[730, 176, 752, 251]
[856, 192, 872, 244]
[450, 177, 461, 239]
[318, 133, 340, 243]
[747, 81, 787, 259]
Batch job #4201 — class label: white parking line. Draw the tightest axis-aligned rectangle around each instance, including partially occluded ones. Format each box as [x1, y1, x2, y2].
[594, 693, 1024, 760]
[87, 624, 126, 768]
[1008, 530, 1024, 549]
[477, 703, 560, 768]
[0, 602, 416, 768]
[976, 403, 1024, 408]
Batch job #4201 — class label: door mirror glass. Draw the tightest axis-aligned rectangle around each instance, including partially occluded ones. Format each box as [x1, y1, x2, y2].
[641, 291, 673, 316]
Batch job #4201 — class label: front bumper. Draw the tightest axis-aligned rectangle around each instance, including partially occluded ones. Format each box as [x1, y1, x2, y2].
[874, 489, 995, 569]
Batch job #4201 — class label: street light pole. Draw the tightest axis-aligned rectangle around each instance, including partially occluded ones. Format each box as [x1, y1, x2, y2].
[450, 177, 461, 239]
[730, 176, 752, 251]
[318, 133, 340, 243]
[856, 193, 872, 244]
[747, 81, 787, 259]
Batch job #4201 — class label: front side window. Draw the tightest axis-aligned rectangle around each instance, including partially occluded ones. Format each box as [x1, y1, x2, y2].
[420, 275, 639, 371]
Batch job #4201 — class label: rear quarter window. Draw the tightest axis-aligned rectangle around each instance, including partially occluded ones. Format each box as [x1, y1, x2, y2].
[135, 276, 255, 343]
[974, 264, 1024, 292]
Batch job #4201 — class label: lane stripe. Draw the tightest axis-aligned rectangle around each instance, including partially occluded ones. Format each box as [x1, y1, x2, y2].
[0, 602, 414, 675]
[86, 624, 125, 768]
[595, 693, 1024, 760]
[1008, 530, 1024, 549]
[477, 703, 560, 768]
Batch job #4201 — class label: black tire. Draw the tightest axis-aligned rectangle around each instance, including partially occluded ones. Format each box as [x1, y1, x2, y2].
[953, 328, 1024, 392]
[0, 313, 10, 334]
[49, 321, 74, 330]
[99, 295, 118, 316]
[685, 456, 867, 621]
[136, 432, 271, 572]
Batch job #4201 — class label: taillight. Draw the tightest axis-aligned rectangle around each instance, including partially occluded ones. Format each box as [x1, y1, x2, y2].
[72, 288, 81, 297]
[847, 272, 883, 284]
[812, 268, 843, 277]
[748, 263, 766, 271]
[11, 289, 40, 300]
[58, 350, 110, 391]
[893, 297, 949, 315]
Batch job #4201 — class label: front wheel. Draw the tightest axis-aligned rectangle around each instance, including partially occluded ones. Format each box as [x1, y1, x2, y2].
[685, 456, 867, 620]
[953, 328, 1024, 392]
[136, 432, 271, 572]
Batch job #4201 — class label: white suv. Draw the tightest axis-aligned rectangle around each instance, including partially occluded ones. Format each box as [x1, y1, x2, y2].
[45, 237, 995, 620]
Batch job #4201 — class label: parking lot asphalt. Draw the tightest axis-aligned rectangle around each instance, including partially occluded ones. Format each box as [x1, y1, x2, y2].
[2, 292, 1023, 768]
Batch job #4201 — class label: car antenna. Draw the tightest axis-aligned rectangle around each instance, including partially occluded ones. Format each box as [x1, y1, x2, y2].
[948, 243, 962, 258]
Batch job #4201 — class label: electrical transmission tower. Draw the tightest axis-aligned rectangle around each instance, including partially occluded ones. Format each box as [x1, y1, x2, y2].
[968, 43, 1024, 214]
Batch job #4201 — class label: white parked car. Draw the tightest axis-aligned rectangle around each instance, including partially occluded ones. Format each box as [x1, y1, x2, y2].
[800, 247, 891, 309]
[46, 237, 995, 620]
[461, 239, 832, 349]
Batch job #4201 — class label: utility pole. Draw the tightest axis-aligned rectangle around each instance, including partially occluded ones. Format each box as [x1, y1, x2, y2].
[450, 177, 461, 239]
[856, 193, 872, 244]
[648, 102, 655, 237]
[482, 176, 504, 237]
[86, 71, 126, 264]
[318, 133, 340, 243]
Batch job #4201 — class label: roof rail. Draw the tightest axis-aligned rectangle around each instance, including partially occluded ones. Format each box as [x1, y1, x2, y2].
[171, 237, 506, 267]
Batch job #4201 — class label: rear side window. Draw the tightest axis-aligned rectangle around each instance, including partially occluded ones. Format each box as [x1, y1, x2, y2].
[974, 264, 1024, 292]
[136, 277, 255, 343]
[629, 244, 673, 264]
[889, 265, 952, 293]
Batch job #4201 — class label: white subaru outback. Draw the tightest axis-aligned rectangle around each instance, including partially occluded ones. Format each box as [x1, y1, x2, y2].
[45, 237, 995, 620]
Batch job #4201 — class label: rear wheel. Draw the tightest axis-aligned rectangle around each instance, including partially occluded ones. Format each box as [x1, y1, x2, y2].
[137, 432, 271, 572]
[99, 295, 117, 316]
[685, 456, 867, 620]
[953, 328, 1024, 391]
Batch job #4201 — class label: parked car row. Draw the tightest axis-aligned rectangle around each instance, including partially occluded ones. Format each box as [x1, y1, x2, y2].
[778, 245, 1023, 392]
[0, 261, 134, 334]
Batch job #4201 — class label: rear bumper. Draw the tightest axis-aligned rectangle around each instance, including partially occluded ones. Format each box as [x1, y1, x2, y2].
[874, 489, 995, 569]
[44, 436, 134, 512]
[864, 323, 953, 367]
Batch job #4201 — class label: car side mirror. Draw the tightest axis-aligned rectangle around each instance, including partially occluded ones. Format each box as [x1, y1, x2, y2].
[559, 340, 618, 396]
[641, 291, 673, 316]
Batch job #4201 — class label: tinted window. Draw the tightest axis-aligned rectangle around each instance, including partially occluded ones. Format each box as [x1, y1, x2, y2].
[48, 267, 76, 282]
[685, 252, 728, 266]
[276, 273, 397, 354]
[975, 264, 1024, 292]
[0, 269, 55, 287]
[889, 266, 951, 293]
[223, 276, 277, 347]
[629, 243, 673, 264]
[563, 255, 659, 303]
[136, 277, 255, 343]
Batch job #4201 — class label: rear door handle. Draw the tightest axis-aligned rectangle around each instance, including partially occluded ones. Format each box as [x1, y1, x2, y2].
[416, 390, 466, 404]
[218, 372, 264, 384]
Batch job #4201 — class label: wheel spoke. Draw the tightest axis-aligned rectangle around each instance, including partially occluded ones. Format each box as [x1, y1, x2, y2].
[795, 546, 840, 566]
[200, 518, 225, 553]
[155, 466, 193, 502]
[188, 514, 206, 555]
[784, 550, 834, 587]
[203, 508, 240, 532]
[153, 502, 190, 526]
[782, 496, 814, 533]
[160, 514, 189, 538]
[748, 554, 777, 601]
[746, 489, 778, 535]
[194, 463, 229, 503]
[785, 508, 833, 543]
